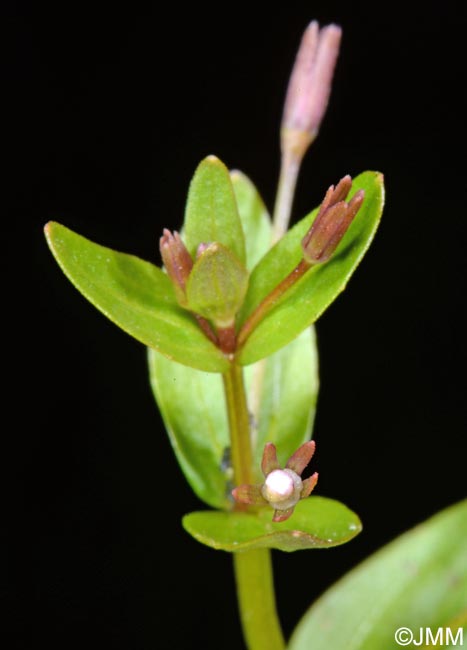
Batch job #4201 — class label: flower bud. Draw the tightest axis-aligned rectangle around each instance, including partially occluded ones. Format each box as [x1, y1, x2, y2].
[232, 441, 319, 523]
[302, 176, 365, 264]
[261, 468, 303, 510]
[282, 21, 342, 159]
[186, 242, 249, 328]
[159, 229, 193, 306]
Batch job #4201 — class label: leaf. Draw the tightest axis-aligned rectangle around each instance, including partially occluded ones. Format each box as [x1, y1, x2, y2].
[183, 156, 246, 264]
[237, 171, 385, 365]
[147, 328, 318, 506]
[247, 327, 319, 480]
[289, 499, 467, 650]
[45, 222, 229, 373]
[147, 348, 231, 509]
[230, 169, 271, 271]
[182, 496, 361, 552]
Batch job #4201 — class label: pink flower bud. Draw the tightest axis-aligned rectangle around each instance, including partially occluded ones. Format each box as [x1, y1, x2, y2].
[282, 21, 342, 158]
[159, 229, 193, 306]
[302, 176, 365, 264]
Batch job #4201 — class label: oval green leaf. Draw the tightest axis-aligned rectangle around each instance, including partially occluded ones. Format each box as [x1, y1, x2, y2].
[289, 499, 467, 650]
[183, 156, 246, 264]
[45, 222, 229, 373]
[231, 169, 271, 271]
[147, 348, 231, 509]
[182, 496, 361, 552]
[237, 171, 385, 365]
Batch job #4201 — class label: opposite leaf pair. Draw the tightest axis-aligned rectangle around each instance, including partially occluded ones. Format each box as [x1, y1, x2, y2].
[45, 156, 384, 372]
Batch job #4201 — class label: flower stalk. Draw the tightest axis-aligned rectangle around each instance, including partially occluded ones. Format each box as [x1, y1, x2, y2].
[239, 176, 364, 350]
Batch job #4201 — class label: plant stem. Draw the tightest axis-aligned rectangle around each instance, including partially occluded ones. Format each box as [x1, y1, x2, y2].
[223, 364, 285, 650]
[237, 259, 310, 349]
[272, 150, 302, 243]
[223, 364, 254, 487]
[234, 549, 285, 650]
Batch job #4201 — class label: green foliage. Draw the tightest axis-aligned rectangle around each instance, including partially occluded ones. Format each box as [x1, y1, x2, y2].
[44, 222, 229, 372]
[184, 156, 246, 264]
[289, 499, 467, 649]
[230, 169, 271, 271]
[182, 496, 361, 552]
[237, 171, 385, 365]
[247, 327, 319, 478]
[147, 326, 318, 507]
[148, 347, 231, 509]
[45, 161, 379, 555]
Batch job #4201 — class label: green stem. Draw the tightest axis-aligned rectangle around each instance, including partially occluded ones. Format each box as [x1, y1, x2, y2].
[234, 549, 285, 650]
[223, 364, 285, 650]
[223, 364, 254, 487]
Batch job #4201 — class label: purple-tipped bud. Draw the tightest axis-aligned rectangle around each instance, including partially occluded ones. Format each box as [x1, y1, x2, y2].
[302, 176, 365, 264]
[282, 21, 342, 158]
[159, 229, 193, 306]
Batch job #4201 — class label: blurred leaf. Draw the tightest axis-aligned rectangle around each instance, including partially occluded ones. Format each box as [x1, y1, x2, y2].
[237, 171, 384, 365]
[247, 327, 319, 480]
[183, 156, 246, 264]
[182, 496, 361, 552]
[147, 348, 231, 509]
[231, 169, 271, 270]
[45, 222, 229, 373]
[289, 499, 467, 650]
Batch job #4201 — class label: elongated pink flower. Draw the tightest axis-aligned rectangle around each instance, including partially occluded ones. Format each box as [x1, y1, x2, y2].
[282, 21, 342, 158]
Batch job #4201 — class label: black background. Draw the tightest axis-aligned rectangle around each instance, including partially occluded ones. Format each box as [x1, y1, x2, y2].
[4, 1, 466, 648]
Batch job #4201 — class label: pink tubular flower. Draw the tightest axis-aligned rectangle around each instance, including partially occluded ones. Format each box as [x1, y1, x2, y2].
[282, 21, 342, 158]
[232, 441, 319, 522]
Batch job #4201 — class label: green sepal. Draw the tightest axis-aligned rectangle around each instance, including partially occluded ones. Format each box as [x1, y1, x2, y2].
[45, 222, 229, 373]
[182, 496, 361, 552]
[289, 499, 467, 650]
[186, 243, 249, 328]
[237, 171, 385, 365]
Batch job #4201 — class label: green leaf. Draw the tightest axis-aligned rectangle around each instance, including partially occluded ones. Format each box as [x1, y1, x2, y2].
[183, 156, 246, 264]
[182, 496, 361, 552]
[147, 328, 318, 506]
[45, 222, 229, 373]
[289, 499, 467, 650]
[230, 169, 271, 271]
[247, 327, 319, 480]
[237, 171, 385, 365]
[147, 348, 231, 509]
